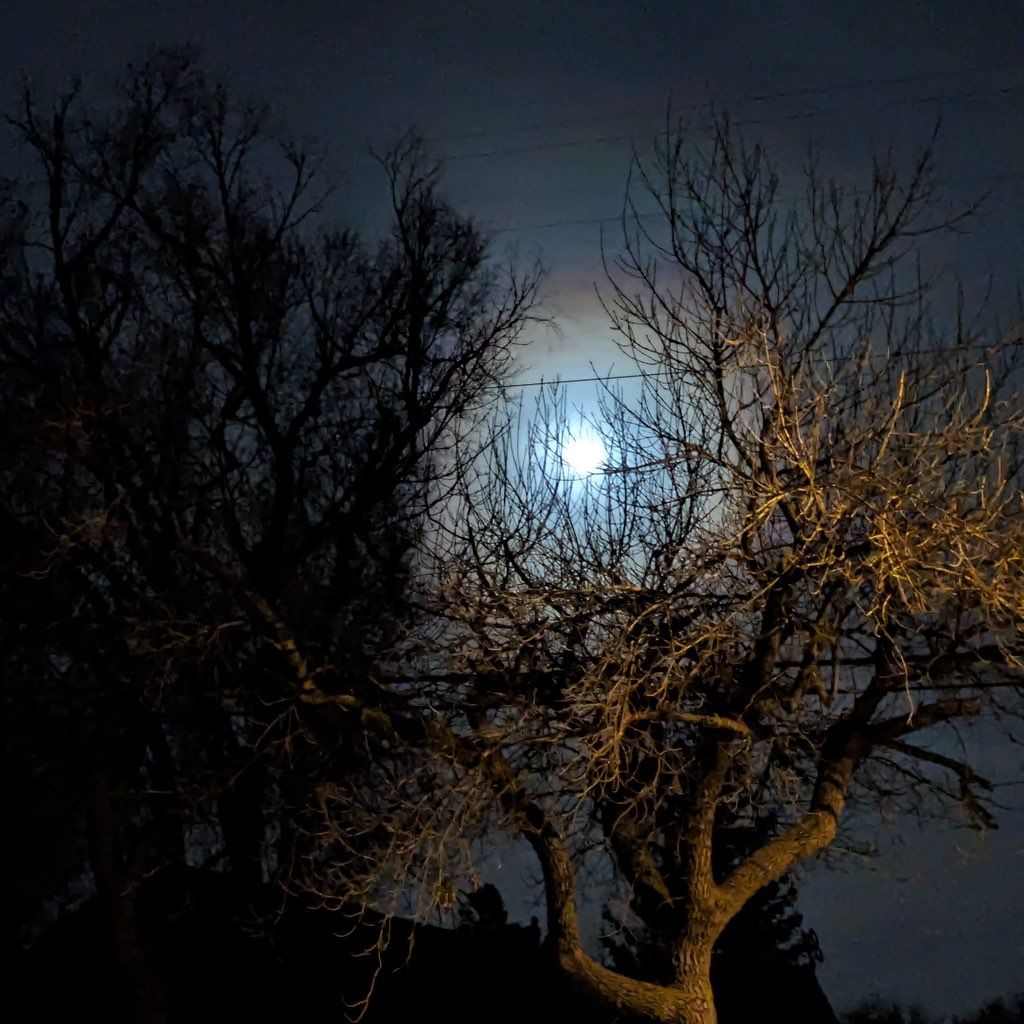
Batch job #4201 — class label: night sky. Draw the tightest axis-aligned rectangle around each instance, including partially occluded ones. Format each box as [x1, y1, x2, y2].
[3, 1, 1022, 1014]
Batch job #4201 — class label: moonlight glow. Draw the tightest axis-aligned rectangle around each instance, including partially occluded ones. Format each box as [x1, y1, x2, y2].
[561, 432, 607, 475]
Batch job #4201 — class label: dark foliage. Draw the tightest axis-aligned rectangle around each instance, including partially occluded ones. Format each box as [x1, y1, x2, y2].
[844, 995, 1024, 1024]
[0, 50, 535, 1022]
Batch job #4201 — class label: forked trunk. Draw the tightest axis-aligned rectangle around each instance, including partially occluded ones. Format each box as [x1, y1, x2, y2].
[481, 742, 725, 1023]
[558, 943, 717, 1024]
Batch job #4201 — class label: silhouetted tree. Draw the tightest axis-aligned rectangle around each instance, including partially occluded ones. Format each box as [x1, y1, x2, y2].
[845, 993, 1024, 1024]
[845, 1002, 932, 1024]
[0, 51, 537, 1022]
[956, 995, 1024, 1024]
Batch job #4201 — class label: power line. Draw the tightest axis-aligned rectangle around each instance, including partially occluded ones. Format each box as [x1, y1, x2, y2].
[337, 76, 1023, 191]
[494, 371, 653, 391]
[489, 339, 1022, 393]
[436, 82, 1023, 166]
[423, 60, 1021, 149]
[487, 168, 1024, 236]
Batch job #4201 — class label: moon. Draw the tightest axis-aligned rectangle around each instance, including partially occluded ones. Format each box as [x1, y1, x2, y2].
[561, 432, 607, 476]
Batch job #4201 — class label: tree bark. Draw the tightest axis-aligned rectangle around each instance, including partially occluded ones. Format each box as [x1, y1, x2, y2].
[88, 759, 170, 1024]
[559, 947, 717, 1024]
[480, 744, 722, 1023]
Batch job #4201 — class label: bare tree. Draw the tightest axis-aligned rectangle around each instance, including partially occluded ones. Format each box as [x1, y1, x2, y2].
[0, 52, 538, 1022]
[309, 121, 1024, 1023]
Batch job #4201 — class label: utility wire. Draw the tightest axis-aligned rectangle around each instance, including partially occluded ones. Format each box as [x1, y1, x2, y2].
[423, 60, 1021, 147]
[488, 337, 1022, 392]
[487, 168, 1024, 235]
[436, 82, 1023, 165]
[338, 77, 1023, 188]
[494, 371, 653, 391]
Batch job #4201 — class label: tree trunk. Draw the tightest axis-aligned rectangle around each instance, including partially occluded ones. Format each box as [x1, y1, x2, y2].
[88, 762, 170, 1024]
[219, 771, 268, 903]
[479, 741, 724, 1023]
[559, 945, 717, 1024]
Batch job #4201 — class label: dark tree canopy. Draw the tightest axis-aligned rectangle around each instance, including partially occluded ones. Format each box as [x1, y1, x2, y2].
[0, 51, 537, 1022]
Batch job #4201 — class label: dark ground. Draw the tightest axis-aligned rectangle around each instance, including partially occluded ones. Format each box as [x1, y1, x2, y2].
[4, 871, 836, 1023]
